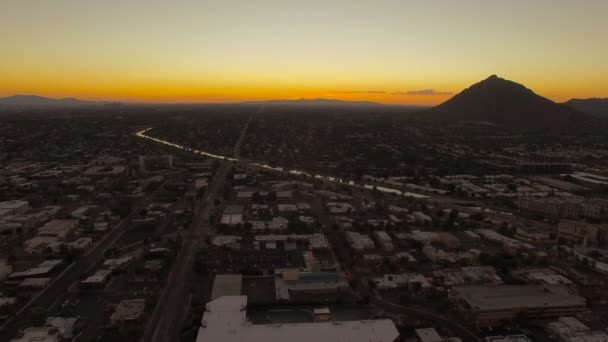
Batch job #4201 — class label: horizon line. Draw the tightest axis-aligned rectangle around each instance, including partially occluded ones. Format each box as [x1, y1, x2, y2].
[0, 94, 436, 107]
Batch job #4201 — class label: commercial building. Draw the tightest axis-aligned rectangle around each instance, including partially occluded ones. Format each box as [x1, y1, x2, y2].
[195, 296, 399, 342]
[275, 271, 348, 301]
[451, 285, 586, 326]
[374, 273, 432, 291]
[211, 274, 243, 300]
[37, 220, 78, 240]
[547, 316, 608, 342]
[558, 220, 607, 245]
[110, 299, 146, 326]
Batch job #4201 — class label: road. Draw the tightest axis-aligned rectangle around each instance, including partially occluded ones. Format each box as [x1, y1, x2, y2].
[143, 110, 253, 342]
[143, 162, 228, 342]
[0, 184, 163, 340]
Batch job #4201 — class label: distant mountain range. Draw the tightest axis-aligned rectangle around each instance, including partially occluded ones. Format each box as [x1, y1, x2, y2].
[241, 98, 384, 107]
[563, 98, 608, 118]
[0, 95, 99, 107]
[428, 75, 590, 129]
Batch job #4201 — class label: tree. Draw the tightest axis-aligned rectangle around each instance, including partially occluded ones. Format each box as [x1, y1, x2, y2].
[28, 307, 48, 326]
[588, 250, 602, 260]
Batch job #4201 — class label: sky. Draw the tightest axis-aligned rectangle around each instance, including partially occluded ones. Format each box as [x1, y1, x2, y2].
[1, 0, 607, 105]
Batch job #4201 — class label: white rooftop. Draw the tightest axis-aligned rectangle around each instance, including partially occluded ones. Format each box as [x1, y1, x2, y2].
[196, 296, 399, 342]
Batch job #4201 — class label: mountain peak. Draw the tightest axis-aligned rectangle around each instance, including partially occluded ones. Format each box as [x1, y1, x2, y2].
[430, 75, 587, 129]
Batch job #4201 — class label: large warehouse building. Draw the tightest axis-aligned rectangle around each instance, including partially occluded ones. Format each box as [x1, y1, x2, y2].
[451, 285, 586, 326]
[196, 296, 399, 342]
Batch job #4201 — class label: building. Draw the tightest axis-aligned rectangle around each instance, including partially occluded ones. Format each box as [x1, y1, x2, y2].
[310, 308, 330, 322]
[81, 269, 113, 288]
[412, 212, 432, 224]
[512, 268, 572, 286]
[45, 317, 78, 340]
[558, 220, 607, 245]
[547, 316, 608, 342]
[9, 260, 63, 280]
[566, 172, 608, 189]
[24, 236, 59, 255]
[18, 277, 52, 291]
[374, 273, 432, 291]
[0, 200, 29, 219]
[211, 274, 243, 300]
[373, 231, 395, 252]
[195, 296, 399, 342]
[103, 256, 134, 270]
[275, 271, 349, 302]
[221, 214, 243, 225]
[253, 234, 329, 250]
[460, 266, 503, 284]
[110, 299, 146, 326]
[9, 327, 60, 342]
[416, 328, 443, 342]
[345, 231, 375, 252]
[37, 220, 78, 240]
[451, 285, 586, 326]
[67, 237, 93, 252]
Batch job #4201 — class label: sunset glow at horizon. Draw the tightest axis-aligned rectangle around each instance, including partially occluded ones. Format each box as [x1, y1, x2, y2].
[1, 0, 607, 105]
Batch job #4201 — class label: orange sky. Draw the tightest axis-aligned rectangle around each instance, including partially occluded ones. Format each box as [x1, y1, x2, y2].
[1, 1, 607, 105]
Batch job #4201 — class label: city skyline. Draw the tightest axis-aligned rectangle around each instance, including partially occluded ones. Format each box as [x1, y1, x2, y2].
[1, 0, 607, 105]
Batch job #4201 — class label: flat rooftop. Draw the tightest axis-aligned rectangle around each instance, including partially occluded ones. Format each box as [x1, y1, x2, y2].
[211, 274, 243, 300]
[455, 285, 586, 311]
[196, 296, 398, 342]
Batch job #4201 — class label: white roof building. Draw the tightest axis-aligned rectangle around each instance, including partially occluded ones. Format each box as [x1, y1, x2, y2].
[9, 327, 60, 342]
[37, 220, 78, 240]
[416, 328, 443, 342]
[81, 269, 112, 286]
[196, 296, 399, 342]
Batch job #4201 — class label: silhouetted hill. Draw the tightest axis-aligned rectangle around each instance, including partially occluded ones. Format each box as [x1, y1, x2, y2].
[564, 98, 608, 118]
[428, 75, 588, 129]
[0, 95, 97, 107]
